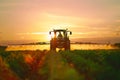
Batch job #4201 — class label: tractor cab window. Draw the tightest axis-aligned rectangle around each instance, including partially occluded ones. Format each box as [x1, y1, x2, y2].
[57, 32, 64, 39]
[58, 32, 62, 37]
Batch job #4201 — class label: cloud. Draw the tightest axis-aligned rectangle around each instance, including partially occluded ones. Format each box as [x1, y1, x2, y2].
[17, 32, 48, 35]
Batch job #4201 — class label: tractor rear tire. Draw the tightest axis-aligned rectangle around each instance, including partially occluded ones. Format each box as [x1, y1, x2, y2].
[65, 40, 70, 50]
[50, 40, 56, 51]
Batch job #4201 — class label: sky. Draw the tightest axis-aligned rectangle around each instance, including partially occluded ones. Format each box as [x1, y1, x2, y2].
[0, 0, 120, 44]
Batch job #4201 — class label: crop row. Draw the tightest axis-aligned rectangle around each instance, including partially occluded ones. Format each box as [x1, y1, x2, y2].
[0, 50, 120, 80]
[0, 50, 81, 80]
[0, 50, 48, 80]
[60, 50, 120, 80]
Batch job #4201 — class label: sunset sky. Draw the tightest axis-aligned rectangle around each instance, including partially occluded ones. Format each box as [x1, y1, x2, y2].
[0, 0, 120, 44]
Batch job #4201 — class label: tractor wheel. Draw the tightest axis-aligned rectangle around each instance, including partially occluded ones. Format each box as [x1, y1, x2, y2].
[50, 40, 56, 51]
[65, 40, 70, 50]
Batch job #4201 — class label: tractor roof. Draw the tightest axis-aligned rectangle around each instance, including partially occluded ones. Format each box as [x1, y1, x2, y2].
[53, 29, 67, 32]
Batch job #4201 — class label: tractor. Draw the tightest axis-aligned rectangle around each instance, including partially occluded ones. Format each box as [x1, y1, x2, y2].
[49, 29, 72, 51]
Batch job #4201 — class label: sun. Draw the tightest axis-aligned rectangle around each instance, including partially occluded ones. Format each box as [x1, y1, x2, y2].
[47, 35, 51, 41]
[46, 32, 55, 41]
[49, 32, 55, 39]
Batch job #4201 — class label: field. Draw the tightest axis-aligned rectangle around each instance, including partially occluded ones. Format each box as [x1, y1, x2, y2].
[0, 49, 120, 80]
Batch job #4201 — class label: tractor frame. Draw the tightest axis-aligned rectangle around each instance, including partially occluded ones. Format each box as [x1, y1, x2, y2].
[49, 29, 72, 51]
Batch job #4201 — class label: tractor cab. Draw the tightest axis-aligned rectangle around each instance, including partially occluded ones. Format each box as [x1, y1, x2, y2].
[49, 29, 72, 51]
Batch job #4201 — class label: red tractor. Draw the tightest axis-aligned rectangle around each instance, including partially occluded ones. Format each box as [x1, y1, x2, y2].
[49, 29, 72, 51]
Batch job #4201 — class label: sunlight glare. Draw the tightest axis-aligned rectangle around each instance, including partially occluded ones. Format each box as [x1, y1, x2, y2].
[48, 32, 55, 40]
[24, 54, 33, 64]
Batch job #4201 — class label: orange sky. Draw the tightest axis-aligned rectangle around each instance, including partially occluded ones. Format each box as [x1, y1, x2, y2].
[0, 0, 120, 44]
